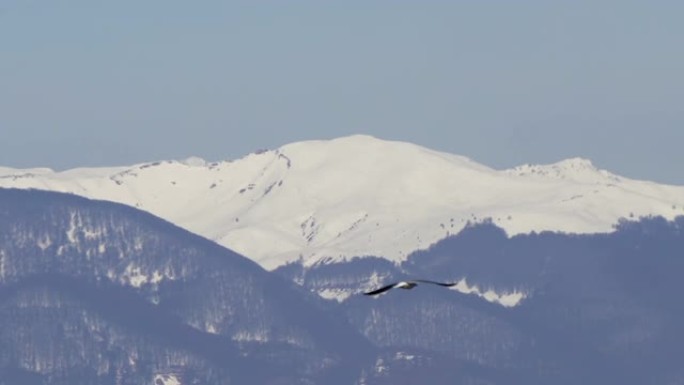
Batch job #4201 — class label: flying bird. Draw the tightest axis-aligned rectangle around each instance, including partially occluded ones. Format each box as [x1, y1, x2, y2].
[363, 279, 457, 296]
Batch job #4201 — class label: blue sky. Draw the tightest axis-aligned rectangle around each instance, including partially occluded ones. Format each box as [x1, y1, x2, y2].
[1, 1, 683, 184]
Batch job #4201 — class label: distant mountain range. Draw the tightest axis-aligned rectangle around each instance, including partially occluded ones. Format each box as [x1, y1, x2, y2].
[2, 135, 683, 272]
[2, 187, 683, 384]
[4, 130, 684, 383]
[2, 136, 684, 384]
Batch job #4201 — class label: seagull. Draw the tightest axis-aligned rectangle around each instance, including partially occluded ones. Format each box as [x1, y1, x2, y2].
[363, 279, 457, 296]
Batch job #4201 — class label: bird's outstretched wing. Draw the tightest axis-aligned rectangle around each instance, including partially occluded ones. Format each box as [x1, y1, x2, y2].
[412, 279, 457, 287]
[363, 283, 397, 296]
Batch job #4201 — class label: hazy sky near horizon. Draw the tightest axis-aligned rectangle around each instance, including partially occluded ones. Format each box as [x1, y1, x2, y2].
[2, 1, 683, 184]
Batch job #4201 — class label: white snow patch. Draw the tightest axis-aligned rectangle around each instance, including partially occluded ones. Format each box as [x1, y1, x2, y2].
[0, 250, 5, 280]
[452, 278, 526, 307]
[181, 156, 207, 167]
[395, 351, 415, 361]
[37, 235, 52, 251]
[317, 288, 353, 302]
[128, 351, 138, 367]
[362, 271, 390, 293]
[132, 237, 144, 252]
[82, 227, 104, 240]
[232, 330, 269, 343]
[279, 334, 307, 347]
[121, 266, 174, 288]
[66, 212, 79, 243]
[153, 373, 181, 385]
[374, 358, 388, 374]
[150, 270, 164, 285]
[122, 264, 148, 288]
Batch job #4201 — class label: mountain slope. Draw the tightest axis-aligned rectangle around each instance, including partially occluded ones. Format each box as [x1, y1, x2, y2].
[0, 188, 373, 384]
[2, 184, 683, 383]
[314, 216, 684, 385]
[1, 135, 683, 269]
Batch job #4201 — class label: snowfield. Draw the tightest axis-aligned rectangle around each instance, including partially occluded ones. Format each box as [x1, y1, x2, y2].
[2, 135, 683, 270]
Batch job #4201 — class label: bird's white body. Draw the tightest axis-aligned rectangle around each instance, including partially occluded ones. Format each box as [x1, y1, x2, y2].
[394, 281, 417, 290]
[364, 279, 455, 296]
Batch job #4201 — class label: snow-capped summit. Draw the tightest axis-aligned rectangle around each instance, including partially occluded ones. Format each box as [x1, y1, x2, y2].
[180, 156, 208, 167]
[506, 157, 621, 183]
[1, 135, 683, 269]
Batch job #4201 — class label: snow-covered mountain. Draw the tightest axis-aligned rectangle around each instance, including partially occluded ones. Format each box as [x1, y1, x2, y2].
[4, 170, 684, 384]
[1, 135, 683, 269]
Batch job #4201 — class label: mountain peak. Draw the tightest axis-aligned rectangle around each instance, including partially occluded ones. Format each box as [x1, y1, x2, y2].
[279, 135, 490, 176]
[1, 136, 683, 270]
[553, 157, 595, 169]
[505, 156, 621, 183]
[179, 156, 208, 167]
[331, 133, 383, 143]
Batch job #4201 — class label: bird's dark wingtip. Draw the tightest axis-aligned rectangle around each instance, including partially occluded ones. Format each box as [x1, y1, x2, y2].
[363, 284, 395, 296]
